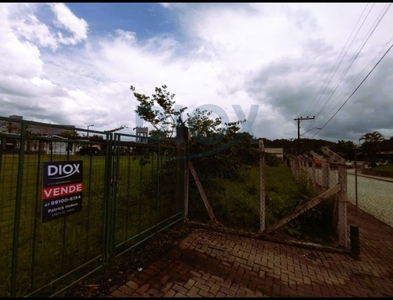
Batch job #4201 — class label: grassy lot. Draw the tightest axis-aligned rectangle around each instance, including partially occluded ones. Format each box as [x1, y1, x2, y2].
[362, 163, 393, 178]
[0, 152, 178, 297]
[188, 162, 336, 244]
[372, 163, 393, 173]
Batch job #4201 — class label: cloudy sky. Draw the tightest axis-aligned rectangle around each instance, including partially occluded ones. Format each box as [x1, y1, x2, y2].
[1, 2, 393, 143]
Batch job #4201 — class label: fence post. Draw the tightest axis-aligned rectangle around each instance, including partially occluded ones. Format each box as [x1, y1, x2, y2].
[321, 147, 348, 249]
[310, 150, 324, 189]
[311, 157, 316, 186]
[289, 155, 294, 174]
[299, 155, 309, 183]
[176, 126, 188, 221]
[259, 139, 265, 233]
[298, 155, 303, 175]
[321, 160, 329, 192]
[294, 156, 300, 180]
[337, 161, 348, 248]
[11, 120, 27, 297]
[303, 154, 312, 187]
[0, 137, 3, 173]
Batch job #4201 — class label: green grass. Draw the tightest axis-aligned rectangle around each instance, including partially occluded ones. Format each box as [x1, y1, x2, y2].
[0, 152, 180, 297]
[372, 163, 393, 173]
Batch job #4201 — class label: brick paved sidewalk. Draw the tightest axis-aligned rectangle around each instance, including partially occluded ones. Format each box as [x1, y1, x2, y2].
[109, 203, 393, 297]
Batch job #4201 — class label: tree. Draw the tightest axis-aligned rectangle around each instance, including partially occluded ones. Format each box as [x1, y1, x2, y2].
[130, 84, 251, 178]
[130, 85, 187, 138]
[330, 140, 355, 159]
[186, 108, 222, 139]
[130, 84, 245, 140]
[104, 125, 128, 133]
[59, 130, 79, 138]
[359, 131, 384, 167]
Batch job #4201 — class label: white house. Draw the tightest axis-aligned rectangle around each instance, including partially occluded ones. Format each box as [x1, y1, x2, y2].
[46, 135, 77, 155]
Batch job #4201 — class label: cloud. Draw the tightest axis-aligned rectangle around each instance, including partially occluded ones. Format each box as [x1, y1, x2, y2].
[1, 3, 393, 143]
[10, 13, 58, 49]
[49, 3, 88, 45]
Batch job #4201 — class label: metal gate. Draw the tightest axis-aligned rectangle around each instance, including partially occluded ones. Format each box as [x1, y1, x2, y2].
[0, 116, 185, 297]
[108, 133, 184, 258]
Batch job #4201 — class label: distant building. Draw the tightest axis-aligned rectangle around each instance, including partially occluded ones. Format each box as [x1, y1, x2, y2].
[0, 115, 75, 135]
[0, 115, 76, 153]
[46, 135, 77, 155]
[135, 126, 148, 143]
[265, 148, 284, 161]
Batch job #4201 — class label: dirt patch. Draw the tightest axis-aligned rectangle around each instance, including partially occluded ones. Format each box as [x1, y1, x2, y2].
[60, 222, 195, 298]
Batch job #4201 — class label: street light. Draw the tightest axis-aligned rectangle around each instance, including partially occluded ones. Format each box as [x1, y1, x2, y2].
[87, 124, 94, 138]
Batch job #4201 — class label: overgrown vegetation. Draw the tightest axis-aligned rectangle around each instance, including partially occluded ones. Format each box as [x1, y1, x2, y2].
[130, 84, 337, 245]
[187, 161, 337, 244]
[359, 131, 384, 167]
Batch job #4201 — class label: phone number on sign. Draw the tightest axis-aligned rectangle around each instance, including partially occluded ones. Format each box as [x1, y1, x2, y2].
[45, 195, 81, 207]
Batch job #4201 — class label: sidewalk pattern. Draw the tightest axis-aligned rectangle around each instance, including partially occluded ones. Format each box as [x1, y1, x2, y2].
[108, 203, 393, 297]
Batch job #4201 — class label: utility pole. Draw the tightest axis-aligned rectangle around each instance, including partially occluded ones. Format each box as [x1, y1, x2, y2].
[294, 116, 315, 154]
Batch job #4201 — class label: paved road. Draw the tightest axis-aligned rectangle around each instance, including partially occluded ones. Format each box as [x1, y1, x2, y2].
[306, 167, 393, 229]
[347, 171, 393, 228]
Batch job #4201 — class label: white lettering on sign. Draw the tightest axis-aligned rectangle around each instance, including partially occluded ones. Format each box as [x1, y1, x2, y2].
[47, 163, 80, 179]
[42, 183, 83, 200]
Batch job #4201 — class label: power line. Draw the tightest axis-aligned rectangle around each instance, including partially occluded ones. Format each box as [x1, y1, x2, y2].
[304, 3, 372, 120]
[300, 127, 321, 137]
[309, 3, 391, 135]
[317, 34, 393, 128]
[312, 4, 381, 121]
[311, 41, 393, 138]
[304, 3, 391, 134]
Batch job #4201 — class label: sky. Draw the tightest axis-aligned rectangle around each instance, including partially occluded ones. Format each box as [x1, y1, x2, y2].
[1, 2, 393, 143]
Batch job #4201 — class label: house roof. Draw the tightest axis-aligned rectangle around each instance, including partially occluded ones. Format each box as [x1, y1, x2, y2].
[0, 115, 75, 136]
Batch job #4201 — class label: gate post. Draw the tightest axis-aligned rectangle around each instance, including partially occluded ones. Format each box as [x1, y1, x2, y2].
[321, 147, 348, 249]
[176, 126, 188, 220]
[259, 139, 265, 233]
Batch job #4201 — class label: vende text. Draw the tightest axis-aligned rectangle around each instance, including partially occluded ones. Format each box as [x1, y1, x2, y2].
[42, 183, 83, 200]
